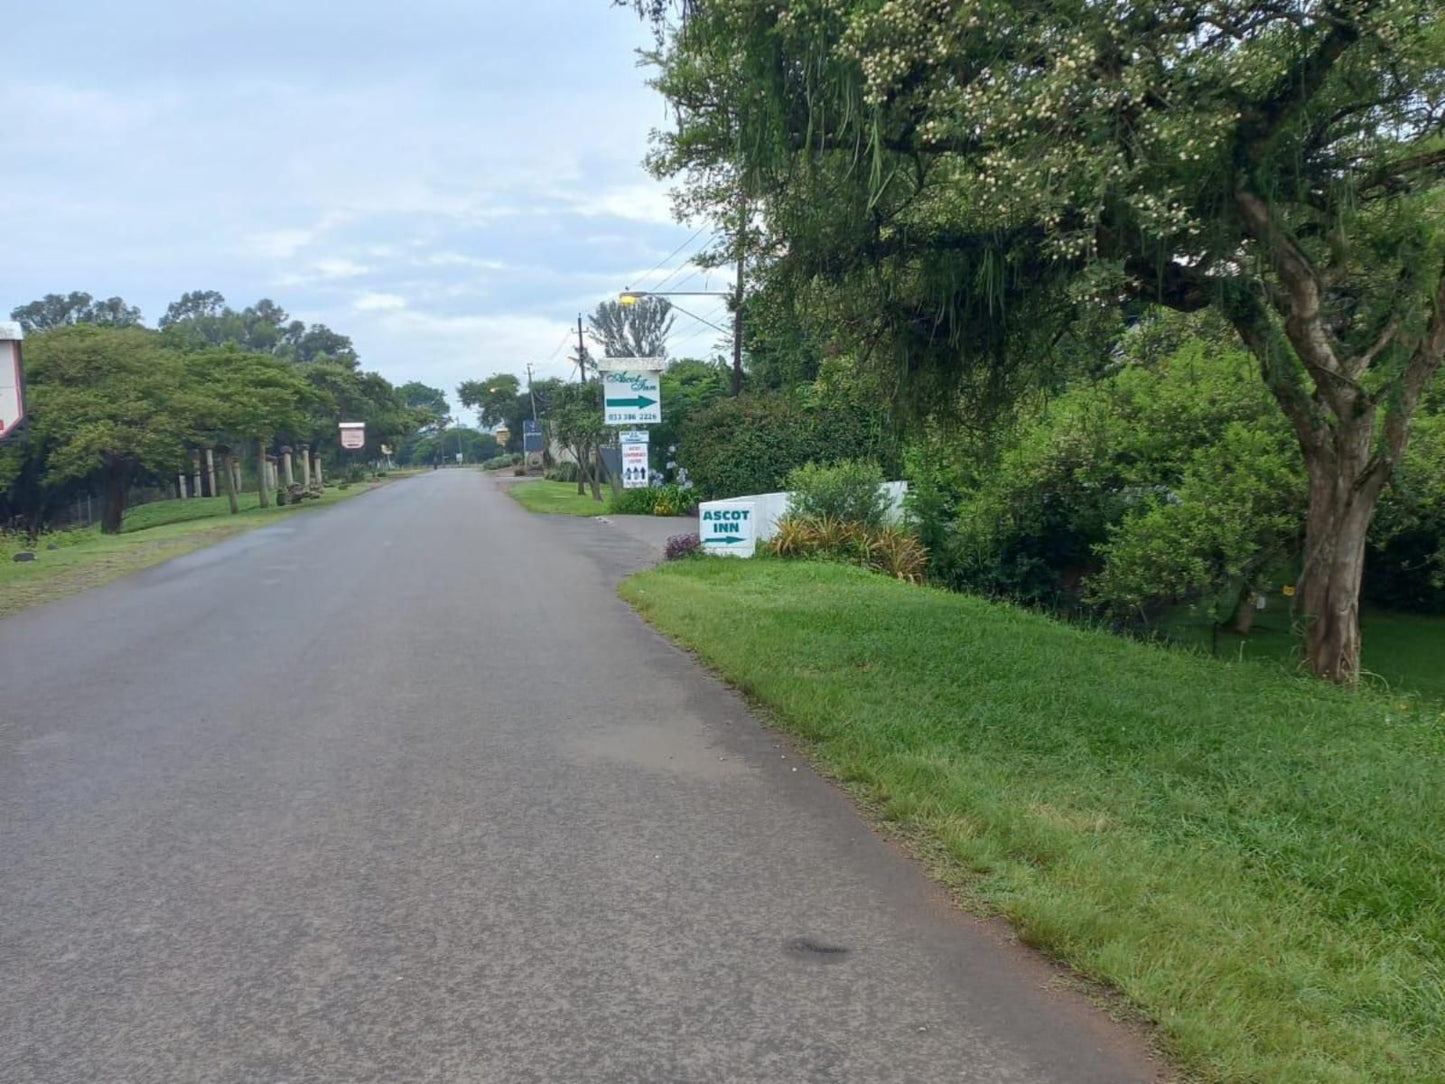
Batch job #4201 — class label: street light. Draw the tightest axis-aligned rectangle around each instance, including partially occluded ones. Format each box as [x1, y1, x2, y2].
[618, 287, 744, 395]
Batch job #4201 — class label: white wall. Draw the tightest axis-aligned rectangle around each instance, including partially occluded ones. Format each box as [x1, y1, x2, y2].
[699, 481, 909, 553]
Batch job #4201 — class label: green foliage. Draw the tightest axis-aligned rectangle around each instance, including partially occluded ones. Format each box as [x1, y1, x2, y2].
[1368, 412, 1445, 613]
[679, 385, 897, 500]
[23, 326, 203, 487]
[770, 515, 928, 583]
[1088, 424, 1304, 621]
[544, 462, 580, 483]
[608, 483, 697, 517]
[785, 459, 887, 528]
[408, 428, 499, 466]
[651, 358, 731, 459]
[481, 454, 514, 471]
[10, 291, 143, 332]
[931, 334, 1295, 608]
[159, 291, 358, 367]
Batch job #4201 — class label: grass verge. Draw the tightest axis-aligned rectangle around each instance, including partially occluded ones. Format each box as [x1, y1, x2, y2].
[620, 557, 1445, 1084]
[0, 482, 388, 618]
[507, 479, 611, 516]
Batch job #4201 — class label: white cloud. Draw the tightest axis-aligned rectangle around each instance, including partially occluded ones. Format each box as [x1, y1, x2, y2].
[353, 291, 408, 312]
[314, 258, 373, 280]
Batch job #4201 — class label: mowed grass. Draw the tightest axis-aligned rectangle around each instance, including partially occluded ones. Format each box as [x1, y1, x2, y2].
[621, 558, 1445, 1084]
[507, 480, 611, 516]
[0, 482, 387, 617]
[1165, 607, 1445, 703]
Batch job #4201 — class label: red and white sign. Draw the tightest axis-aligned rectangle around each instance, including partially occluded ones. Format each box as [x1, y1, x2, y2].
[339, 422, 365, 450]
[0, 324, 26, 442]
[620, 430, 649, 489]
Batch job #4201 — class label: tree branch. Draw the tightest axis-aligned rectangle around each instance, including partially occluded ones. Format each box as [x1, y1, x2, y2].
[1234, 11, 1361, 168]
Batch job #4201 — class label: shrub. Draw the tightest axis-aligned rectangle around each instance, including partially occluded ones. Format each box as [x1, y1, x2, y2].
[650, 483, 696, 517]
[785, 460, 889, 528]
[664, 533, 702, 560]
[481, 455, 513, 471]
[609, 488, 658, 515]
[545, 462, 580, 483]
[768, 514, 927, 583]
[678, 389, 898, 500]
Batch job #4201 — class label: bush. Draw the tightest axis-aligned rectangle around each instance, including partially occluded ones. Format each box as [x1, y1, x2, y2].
[609, 488, 658, 515]
[481, 455, 513, 471]
[678, 389, 898, 500]
[650, 483, 696, 516]
[343, 463, 366, 484]
[769, 514, 927, 583]
[608, 484, 698, 517]
[785, 460, 888, 528]
[545, 462, 580, 483]
[664, 533, 702, 560]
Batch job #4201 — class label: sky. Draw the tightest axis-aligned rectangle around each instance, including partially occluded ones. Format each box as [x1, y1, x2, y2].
[1, 1, 731, 416]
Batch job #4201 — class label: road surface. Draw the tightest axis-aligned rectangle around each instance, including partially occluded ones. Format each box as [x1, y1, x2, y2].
[1, 471, 1163, 1083]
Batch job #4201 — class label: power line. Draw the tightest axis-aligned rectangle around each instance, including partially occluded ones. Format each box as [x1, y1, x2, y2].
[635, 224, 711, 286]
[650, 232, 722, 294]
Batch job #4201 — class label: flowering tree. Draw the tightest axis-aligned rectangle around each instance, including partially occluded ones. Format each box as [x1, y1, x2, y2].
[634, 0, 1445, 682]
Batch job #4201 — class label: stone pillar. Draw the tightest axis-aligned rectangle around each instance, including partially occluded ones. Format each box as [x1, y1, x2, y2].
[264, 456, 277, 491]
[232, 459, 243, 494]
[192, 452, 203, 499]
[313, 452, 324, 489]
[204, 448, 217, 498]
[280, 447, 295, 487]
[177, 473, 188, 499]
[299, 444, 312, 488]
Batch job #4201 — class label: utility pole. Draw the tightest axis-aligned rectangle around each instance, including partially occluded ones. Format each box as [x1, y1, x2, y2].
[576, 314, 588, 382]
[526, 362, 538, 421]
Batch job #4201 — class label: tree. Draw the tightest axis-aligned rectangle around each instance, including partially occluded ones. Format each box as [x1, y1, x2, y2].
[399, 381, 451, 431]
[457, 373, 527, 449]
[190, 347, 315, 510]
[549, 382, 610, 501]
[22, 327, 204, 532]
[11, 292, 143, 332]
[637, 0, 1445, 683]
[159, 290, 227, 327]
[589, 297, 674, 358]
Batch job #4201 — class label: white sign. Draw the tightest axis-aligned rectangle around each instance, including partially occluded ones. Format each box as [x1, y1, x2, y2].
[620, 431, 649, 489]
[596, 356, 666, 372]
[339, 422, 365, 450]
[700, 499, 757, 557]
[455, 452, 463, 463]
[603, 370, 661, 426]
[0, 324, 25, 442]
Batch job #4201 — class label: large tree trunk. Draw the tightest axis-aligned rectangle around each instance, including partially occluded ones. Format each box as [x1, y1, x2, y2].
[99, 459, 130, 534]
[220, 450, 241, 515]
[1294, 419, 1388, 683]
[255, 439, 270, 509]
[1228, 589, 1257, 636]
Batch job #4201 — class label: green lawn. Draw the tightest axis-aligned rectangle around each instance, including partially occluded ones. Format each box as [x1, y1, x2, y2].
[507, 480, 611, 516]
[1163, 604, 1445, 703]
[621, 558, 1445, 1084]
[0, 482, 388, 617]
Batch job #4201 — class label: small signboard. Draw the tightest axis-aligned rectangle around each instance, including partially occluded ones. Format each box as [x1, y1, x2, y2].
[523, 418, 544, 453]
[700, 499, 757, 557]
[339, 422, 365, 450]
[620, 430, 649, 489]
[0, 323, 26, 443]
[603, 370, 661, 426]
[595, 356, 665, 373]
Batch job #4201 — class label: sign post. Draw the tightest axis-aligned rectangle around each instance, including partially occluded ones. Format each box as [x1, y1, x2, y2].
[700, 500, 757, 557]
[620, 430, 649, 489]
[602, 370, 661, 427]
[0, 322, 27, 443]
[339, 422, 365, 450]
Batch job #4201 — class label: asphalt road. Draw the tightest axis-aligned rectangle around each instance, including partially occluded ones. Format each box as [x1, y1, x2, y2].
[1, 471, 1163, 1083]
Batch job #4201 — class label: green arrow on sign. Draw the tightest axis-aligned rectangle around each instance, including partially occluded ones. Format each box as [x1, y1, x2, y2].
[704, 535, 749, 545]
[605, 395, 657, 409]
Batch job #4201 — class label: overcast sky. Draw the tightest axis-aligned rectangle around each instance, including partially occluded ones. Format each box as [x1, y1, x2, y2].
[2, 1, 729, 415]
